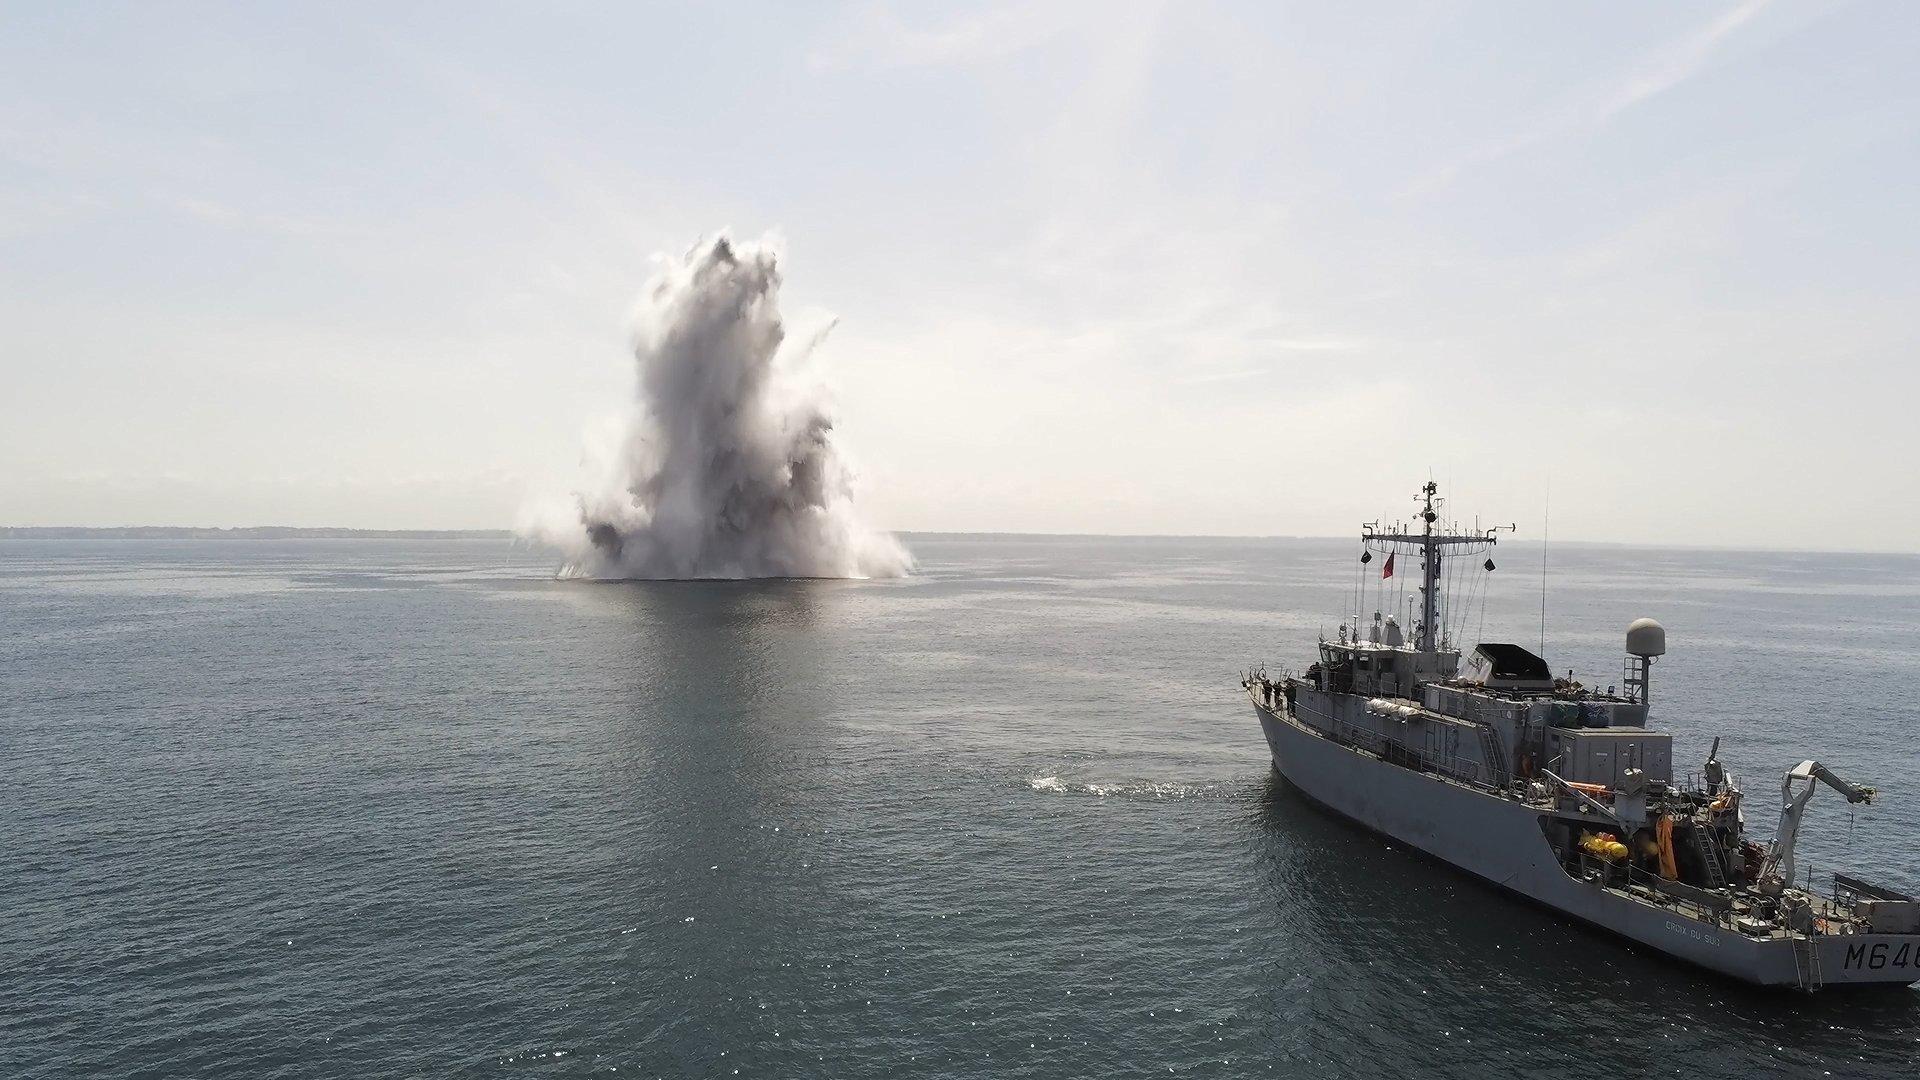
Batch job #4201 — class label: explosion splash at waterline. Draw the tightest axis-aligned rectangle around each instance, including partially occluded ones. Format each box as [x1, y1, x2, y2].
[521, 234, 910, 580]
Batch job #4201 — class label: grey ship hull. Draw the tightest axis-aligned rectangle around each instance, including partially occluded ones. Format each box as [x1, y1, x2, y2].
[1255, 694, 1920, 989]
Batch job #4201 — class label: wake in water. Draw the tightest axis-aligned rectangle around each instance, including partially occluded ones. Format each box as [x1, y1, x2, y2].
[521, 234, 911, 579]
[1027, 775, 1243, 800]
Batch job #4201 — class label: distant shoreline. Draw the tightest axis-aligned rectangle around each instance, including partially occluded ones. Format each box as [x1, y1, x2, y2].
[0, 527, 515, 540]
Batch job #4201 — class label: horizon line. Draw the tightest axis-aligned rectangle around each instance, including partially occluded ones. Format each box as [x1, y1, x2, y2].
[2, 525, 1915, 558]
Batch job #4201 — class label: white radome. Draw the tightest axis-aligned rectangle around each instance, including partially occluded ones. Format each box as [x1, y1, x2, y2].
[1626, 617, 1667, 657]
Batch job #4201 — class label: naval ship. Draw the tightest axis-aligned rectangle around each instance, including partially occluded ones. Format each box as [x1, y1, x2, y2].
[1245, 482, 1919, 990]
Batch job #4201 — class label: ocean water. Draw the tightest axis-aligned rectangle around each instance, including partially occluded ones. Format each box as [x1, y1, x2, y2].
[4, 535, 1920, 1079]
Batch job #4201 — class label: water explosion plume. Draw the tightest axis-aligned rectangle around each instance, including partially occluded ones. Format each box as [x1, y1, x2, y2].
[522, 234, 911, 579]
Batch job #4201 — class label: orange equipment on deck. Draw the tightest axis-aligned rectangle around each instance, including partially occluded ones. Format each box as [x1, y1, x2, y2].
[1655, 816, 1680, 880]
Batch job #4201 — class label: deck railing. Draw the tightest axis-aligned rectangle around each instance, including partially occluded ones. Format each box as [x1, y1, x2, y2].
[1567, 852, 1735, 928]
[1295, 707, 1486, 787]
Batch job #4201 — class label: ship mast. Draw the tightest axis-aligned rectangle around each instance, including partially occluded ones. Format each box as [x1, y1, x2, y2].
[1420, 480, 1440, 653]
[1361, 482, 1508, 655]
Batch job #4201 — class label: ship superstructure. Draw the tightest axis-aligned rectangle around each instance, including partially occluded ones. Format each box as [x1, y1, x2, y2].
[1246, 482, 1919, 990]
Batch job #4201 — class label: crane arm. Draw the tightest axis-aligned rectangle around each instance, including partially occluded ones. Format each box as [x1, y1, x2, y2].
[1798, 760, 1875, 805]
[1759, 760, 1876, 894]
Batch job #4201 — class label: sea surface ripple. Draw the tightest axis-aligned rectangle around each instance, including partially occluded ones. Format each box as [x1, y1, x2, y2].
[4, 536, 1919, 1078]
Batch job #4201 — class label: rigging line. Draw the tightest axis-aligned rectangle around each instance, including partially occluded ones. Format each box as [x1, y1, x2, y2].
[1462, 540, 1478, 645]
[1445, 548, 1459, 649]
[1461, 536, 1480, 647]
[1459, 543, 1473, 635]
[1476, 560, 1489, 644]
[1452, 536, 1468, 644]
[1539, 480, 1550, 656]
[1362, 533, 1374, 620]
[1456, 549, 1477, 649]
[1477, 556, 1491, 648]
[1450, 530, 1481, 649]
[1459, 551, 1481, 649]
[1372, 530, 1385, 624]
[1365, 550, 1374, 634]
[1378, 546, 1388, 625]
[1370, 552, 1378, 624]
[1351, 538, 1362, 640]
[1467, 531, 1490, 649]
[1362, 521, 1372, 629]
[1357, 536, 1367, 634]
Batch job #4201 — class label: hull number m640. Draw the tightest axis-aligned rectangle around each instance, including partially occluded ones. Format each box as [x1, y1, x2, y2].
[1843, 941, 1915, 971]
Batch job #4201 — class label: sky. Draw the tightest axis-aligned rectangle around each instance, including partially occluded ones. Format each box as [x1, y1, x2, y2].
[2, 1, 1916, 549]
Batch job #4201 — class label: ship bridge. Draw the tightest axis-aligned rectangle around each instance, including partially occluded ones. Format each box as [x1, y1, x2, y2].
[1315, 637, 1458, 699]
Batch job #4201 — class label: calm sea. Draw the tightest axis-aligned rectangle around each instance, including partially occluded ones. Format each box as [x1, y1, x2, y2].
[5, 536, 1919, 1079]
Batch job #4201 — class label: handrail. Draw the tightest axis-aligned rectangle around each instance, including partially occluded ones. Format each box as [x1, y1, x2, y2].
[1570, 851, 1735, 927]
[1294, 706, 1486, 787]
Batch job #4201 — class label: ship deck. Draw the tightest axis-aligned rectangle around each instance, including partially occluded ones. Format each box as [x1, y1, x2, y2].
[1256, 688, 1865, 941]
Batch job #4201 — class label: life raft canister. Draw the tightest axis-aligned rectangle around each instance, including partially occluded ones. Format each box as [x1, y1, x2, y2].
[1579, 831, 1629, 863]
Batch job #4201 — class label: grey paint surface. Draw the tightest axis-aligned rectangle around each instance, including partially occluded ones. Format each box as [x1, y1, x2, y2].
[1255, 691, 1919, 988]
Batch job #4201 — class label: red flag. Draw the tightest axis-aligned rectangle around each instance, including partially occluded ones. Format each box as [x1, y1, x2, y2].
[1381, 552, 1395, 579]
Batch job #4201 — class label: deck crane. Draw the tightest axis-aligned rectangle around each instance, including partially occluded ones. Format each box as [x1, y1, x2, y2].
[1758, 760, 1876, 895]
